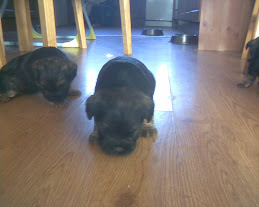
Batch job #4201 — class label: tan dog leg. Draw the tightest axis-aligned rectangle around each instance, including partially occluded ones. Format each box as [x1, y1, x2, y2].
[89, 122, 99, 144]
[140, 116, 158, 141]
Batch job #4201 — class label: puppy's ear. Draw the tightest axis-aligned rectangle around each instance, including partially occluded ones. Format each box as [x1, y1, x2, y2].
[86, 94, 105, 120]
[246, 39, 254, 50]
[86, 95, 95, 120]
[64, 61, 77, 81]
[139, 96, 154, 122]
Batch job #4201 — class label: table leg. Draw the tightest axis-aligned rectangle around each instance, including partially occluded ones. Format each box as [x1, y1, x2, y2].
[38, 0, 57, 47]
[119, 0, 132, 55]
[72, 0, 87, 48]
[0, 15, 6, 68]
[13, 0, 33, 51]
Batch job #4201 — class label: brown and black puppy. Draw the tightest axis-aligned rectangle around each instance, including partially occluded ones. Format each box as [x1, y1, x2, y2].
[86, 56, 157, 155]
[0, 47, 80, 106]
[237, 37, 259, 88]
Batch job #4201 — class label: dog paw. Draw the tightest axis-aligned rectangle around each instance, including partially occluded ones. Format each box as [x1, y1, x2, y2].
[237, 83, 245, 88]
[68, 88, 81, 96]
[0, 95, 11, 103]
[237, 82, 253, 88]
[6, 90, 17, 98]
[237, 75, 256, 88]
[140, 123, 158, 139]
[89, 132, 99, 144]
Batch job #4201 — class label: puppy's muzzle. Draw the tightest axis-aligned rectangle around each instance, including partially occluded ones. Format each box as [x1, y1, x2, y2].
[100, 137, 137, 155]
[42, 90, 68, 102]
[44, 94, 65, 102]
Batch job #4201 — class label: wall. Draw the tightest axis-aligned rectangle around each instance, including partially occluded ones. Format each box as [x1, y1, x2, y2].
[54, 0, 69, 26]
[198, 0, 254, 52]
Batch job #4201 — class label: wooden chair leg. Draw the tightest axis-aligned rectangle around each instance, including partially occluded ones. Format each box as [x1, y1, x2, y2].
[0, 15, 6, 68]
[253, 8, 259, 38]
[13, 0, 33, 51]
[119, 0, 132, 56]
[72, 0, 87, 49]
[38, 0, 57, 47]
[242, 0, 259, 59]
[242, 4, 259, 74]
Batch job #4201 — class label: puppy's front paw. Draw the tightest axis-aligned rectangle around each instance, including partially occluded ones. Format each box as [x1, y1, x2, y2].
[237, 81, 253, 88]
[0, 95, 12, 103]
[237, 75, 256, 88]
[140, 122, 158, 139]
[6, 90, 17, 98]
[237, 83, 245, 88]
[89, 132, 99, 144]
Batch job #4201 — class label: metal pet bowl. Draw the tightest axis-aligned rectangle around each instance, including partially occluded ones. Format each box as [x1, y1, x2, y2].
[170, 34, 198, 45]
[141, 28, 164, 36]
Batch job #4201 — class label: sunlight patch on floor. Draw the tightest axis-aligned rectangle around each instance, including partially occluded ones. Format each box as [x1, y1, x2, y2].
[86, 69, 98, 95]
[154, 64, 173, 111]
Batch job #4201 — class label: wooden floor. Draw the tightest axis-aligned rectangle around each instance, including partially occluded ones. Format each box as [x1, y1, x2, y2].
[0, 35, 258, 207]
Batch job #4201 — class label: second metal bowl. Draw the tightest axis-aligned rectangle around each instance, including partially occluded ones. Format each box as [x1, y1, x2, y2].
[170, 34, 198, 45]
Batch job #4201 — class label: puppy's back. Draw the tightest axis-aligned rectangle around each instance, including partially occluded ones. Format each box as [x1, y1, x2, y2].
[95, 56, 155, 98]
[29, 47, 68, 61]
[0, 47, 68, 74]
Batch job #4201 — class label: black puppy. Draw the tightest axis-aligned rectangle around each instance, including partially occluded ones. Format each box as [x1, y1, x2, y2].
[86, 56, 157, 155]
[0, 47, 80, 106]
[237, 37, 259, 88]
